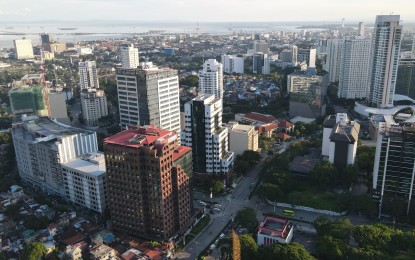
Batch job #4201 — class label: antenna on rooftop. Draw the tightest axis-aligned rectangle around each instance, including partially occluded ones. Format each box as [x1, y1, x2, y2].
[196, 22, 200, 35]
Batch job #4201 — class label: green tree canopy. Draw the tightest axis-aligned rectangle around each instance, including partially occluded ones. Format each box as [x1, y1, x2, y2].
[262, 242, 315, 260]
[239, 234, 258, 260]
[235, 207, 258, 234]
[21, 242, 47, 260]
[309, 161, 336, 187]
[353, 224, 393, 251]
[316, 235, 347, 259]
[211, 180, 224, 195]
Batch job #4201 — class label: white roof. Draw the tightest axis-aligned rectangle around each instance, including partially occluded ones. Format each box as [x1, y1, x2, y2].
[62, 153, 106, 177]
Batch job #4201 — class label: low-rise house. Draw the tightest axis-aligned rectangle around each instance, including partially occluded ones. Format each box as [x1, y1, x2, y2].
[257, 216, 293, 246]
[90, 244, 118, 260]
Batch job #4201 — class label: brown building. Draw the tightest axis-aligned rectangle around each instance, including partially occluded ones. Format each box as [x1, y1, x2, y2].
[104, 125, 192, 241]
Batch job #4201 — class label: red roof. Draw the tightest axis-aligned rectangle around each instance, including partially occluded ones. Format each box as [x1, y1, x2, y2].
[173, 146, 192, 161]
[277, 132, 291, 140]
[244, 112, 276, 124]
[255, 123, 278, 133]
[278, 120, 294, 129]
[104, 125, 176, 148]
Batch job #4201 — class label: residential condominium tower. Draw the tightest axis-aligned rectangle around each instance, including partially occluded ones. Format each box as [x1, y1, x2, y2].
[119, 43, 139, 69]
[338, 39, 372, 99]
[104, 125, 192, 241]
[116, 66, 180, 133]
[221, 55, 244, 74]
[369, 15, 403, 108]
[79, 61, 99, 90]
[199, 59, 224, 100]
[181, 95, 234, 180]
[80, 88, 109, 126]
[325, 39, 343, 83]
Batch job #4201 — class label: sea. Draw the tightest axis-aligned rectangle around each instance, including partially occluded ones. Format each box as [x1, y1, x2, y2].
[0, 21, 326, 49]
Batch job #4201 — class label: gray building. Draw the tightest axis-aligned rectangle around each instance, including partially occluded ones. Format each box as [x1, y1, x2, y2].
[395, 58, 415, 99]
[48, 91, 70, 125]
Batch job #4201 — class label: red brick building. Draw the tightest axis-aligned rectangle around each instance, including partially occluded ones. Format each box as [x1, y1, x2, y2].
[104, 125, 192, 241]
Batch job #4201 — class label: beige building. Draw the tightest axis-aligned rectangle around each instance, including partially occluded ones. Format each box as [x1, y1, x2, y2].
[42, 51, 55, 60]
[80, 89, 108, 126]
[226, 122, 258, 156]
[14, 39, 34, 59]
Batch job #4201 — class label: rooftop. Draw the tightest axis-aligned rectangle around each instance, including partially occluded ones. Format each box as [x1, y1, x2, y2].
[330, 121, 360, 143]
[243, 112, 276, 124]
[62, 152, 106, 177]
[258, 216, 291, 238]
[231, 123, 255, 133]
[104, 125, 177, 149]
[172, 145, 192, 161]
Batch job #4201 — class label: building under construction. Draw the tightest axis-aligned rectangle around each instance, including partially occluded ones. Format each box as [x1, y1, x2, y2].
[9, 84, 48, 117]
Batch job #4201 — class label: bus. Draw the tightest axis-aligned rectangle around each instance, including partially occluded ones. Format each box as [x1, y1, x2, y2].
[283, 209, 295, 216]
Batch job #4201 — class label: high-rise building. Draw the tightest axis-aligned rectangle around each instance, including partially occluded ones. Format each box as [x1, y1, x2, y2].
[338, 39, 372, 99]
[342, 18, 345, 28]
[104, 125, 192, 241]
[199, 59, 224, 100]
[79, 61, 99, 90]
[372, 118, 415, 216]
[280, 46, 298, 65]
[225, 122, 259, 156]
[116, 66, 180, 133]
[412, 36, 415, 58]
[41, 33, 53, 45]
[80, 89, 109, 126]
[253, 53, 270, 75]
[119, 44, 139, 69]
[9, 85, 48, 117]
[181, 95, 234, 180]
[395, 58, 415, 99]
[325, 39, 344, 83]
[288, 70, 328, 118]
[221, 55, 244, 74]
[48, 91, 71, 125]
[358, 22, 365, 36]
[369, 15, 402, 108]
[253, 40, 269, 54]
[12, 115, 98, 196]
[298, 48, 317, 68]
[61, 152, 107, 213]
[13, 39, 34, 60]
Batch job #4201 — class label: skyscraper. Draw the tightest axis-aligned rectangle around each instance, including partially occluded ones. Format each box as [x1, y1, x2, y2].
[298, 48, 317, 68]
[119, 43, 139, 69]
[199, 59, 224, 100]
[104, 125, 192, 241]
[253, 40, 269, 54]
[325, 39, 344, 83]
[80, 89, 109, 126]
[79, 61, 99, 90]
[395, 57, 415, 99]
[13, 39, 34, 60]
[338, 39, 372, 99]
[222, 55, 244, 74]
[181, 95, 234, 180]
[253, 53, 270, 75]
[116, 66, 180, 133]
[412, 36, 415, 58]
[369, 15, 402, 108]
[358, 22, 365, 36]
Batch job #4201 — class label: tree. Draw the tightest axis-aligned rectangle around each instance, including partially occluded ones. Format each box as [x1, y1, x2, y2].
[348, 247, 385, 260]
[356, 146, 376, 173]
[180, 75, 199, 88]
[234, 160, 250, 176]
[4, 202, 22, 220]
[309, 161, 336, 187]
[21, 242, 47, 260]
[338, 165, 358, 188]
[239, 234, 258, 260]
[353, 224, 393, 251]
[262, 242, 315, 260]
[313, 217, 353, 243]
[316, 235, 347, 259]
[24, 216, 50, 231]
[235, 208, 258, 234]
[211, 180, 224, 195]
[257, 183, 284, 201]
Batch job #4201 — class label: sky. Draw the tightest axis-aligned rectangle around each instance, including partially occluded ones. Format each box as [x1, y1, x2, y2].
[0, 0, 414, 23]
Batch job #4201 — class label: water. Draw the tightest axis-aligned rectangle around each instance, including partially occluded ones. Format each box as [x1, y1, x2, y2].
[0, 21, 314, 49]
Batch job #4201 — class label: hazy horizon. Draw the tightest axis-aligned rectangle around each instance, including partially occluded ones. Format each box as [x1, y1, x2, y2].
[0, 0, 414, 23]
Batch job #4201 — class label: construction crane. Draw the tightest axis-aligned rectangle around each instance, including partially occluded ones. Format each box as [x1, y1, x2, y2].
[39, 34, 51, 117]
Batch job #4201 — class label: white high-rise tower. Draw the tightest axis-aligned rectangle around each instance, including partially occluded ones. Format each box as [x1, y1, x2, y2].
[199, 59, 224, 100]
[325, 39, 344, 83]
[119, 44, 139, 69]
[79, 61, 99, 90]
[369, 15, 402, 108]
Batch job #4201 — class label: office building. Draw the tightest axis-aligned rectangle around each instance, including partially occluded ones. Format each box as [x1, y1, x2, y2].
[79, 61, 99, 90]
[80, 89, 109, 126]
[199, 59, 224, 100]
[288, 70, 328, 118]
[222, 55, 244, 74]
[116, 66, 180, 133]
[338, 39, 372, 99]
[253, 40, 269, 54]
[61, 152, 106, 213]
[298, 48, 316, 68]
[369, 15, 403, 108]
[325, 39, 343, 83]
[280, 46, 298, 65]
[41, 33, 53, 45]
[12, 115, 98, 196]
[119, 44, 139, 69]
[253, 53, 270, 75]
[395, 58, 415, 99]
[13, 39, 34, 60]
[358, 22, 365, 36]
[372, 112, 415, 216]
[181, 95, 234, 180]
[225, 122, 258, 156]
[322, 113, 360, 167]
[257, 217, 293, 246]
[48, 43, 66, 53]
[104, 125, 192, 241]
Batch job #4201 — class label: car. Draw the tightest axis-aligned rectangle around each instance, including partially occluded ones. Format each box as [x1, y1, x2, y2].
[219, 233, 225, 239]
[210, 244, 216, 250]
[199, 201, 206, 206]
[215, 239, 219, 245]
